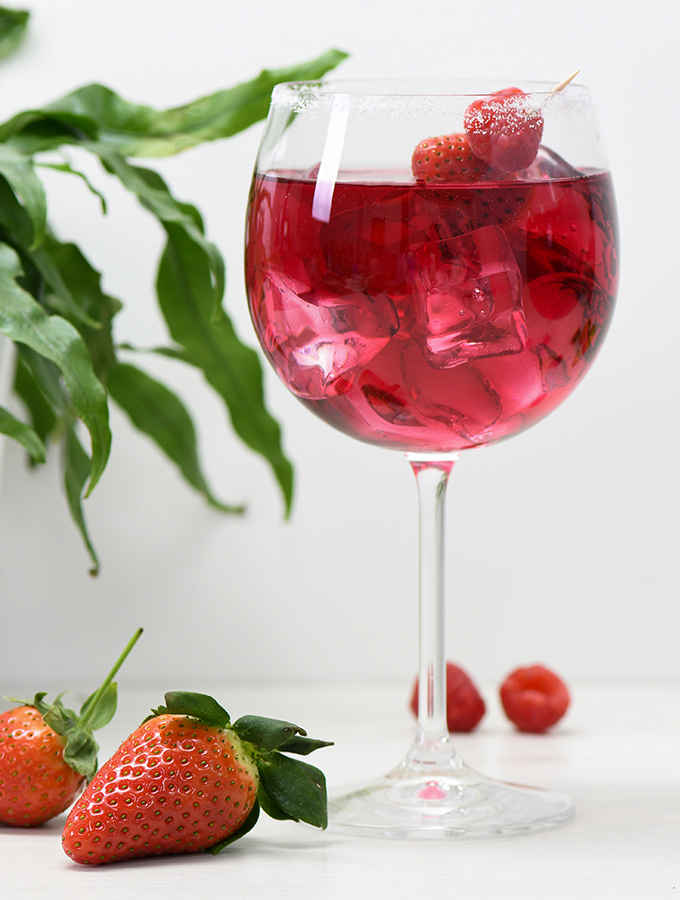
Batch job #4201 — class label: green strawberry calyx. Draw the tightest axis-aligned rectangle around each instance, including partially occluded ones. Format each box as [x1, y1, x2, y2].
[149, 690, 334, 852]
[11, 627, 143, 782]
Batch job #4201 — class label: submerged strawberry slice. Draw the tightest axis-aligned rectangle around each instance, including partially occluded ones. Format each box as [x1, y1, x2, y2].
[499, 664, 570, 733]
[464, 87, 544, 172]
[412, 132, 490, 183]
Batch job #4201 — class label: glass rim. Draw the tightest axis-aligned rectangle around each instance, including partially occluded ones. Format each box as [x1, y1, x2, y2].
[271, 76, 588, 101]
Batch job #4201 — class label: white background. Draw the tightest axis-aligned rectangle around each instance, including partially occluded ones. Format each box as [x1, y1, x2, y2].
[0, 0, 677, 696]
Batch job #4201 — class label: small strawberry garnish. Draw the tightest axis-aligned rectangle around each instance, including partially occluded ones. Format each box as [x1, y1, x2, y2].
[412, 133, 490, 183]
[62, 691, 333, 864]
[499, 664, 570, 733]
[410, 662, 486, 732]
[0, 628, 142, 827]
[464, 87, 544, 172]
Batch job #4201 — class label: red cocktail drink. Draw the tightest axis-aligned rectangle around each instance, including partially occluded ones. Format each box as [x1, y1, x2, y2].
[246, 153, 617, 452]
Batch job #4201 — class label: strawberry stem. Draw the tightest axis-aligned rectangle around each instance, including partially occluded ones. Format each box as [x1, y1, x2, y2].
[78, 627, 143, 731]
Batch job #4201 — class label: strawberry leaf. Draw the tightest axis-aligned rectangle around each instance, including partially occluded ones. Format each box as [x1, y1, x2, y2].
[155, 691, 231, 729]
[255, 780, 293, 821]
[232, 715, 307, 752]
[79, 682, 117, 731]
[278, 734, 335, 756]
[256, 752, 328, 829]
[62, 727, 98, 778]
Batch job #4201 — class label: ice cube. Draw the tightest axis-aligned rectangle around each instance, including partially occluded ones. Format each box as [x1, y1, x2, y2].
[400, 341, 502, 445]
[521, 146, 582, 181]
[407, 226, 527, 368]
[258, 271, 398, 399]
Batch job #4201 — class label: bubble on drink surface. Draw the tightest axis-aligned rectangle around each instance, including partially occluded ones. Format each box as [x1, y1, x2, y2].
[258, 271, 399, 400]
[407, 226, 528, 369]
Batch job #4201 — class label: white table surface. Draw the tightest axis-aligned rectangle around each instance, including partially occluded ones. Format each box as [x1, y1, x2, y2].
[1, 683, 678, 899]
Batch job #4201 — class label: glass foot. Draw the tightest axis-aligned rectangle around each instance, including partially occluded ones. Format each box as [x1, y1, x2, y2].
[327, 744, 574, 838]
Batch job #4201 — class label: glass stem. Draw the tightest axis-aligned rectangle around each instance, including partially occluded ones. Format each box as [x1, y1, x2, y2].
[407, 453, 458, 751]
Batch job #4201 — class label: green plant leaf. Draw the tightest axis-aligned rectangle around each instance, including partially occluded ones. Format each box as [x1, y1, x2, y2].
[0, 166, 34, 247]
[0, 404, 45, 462]
[62, 421, 99, 575]
[13, 352, 58, 446]
[24, 242, 101, 329]
[158, 222, 293, 513]
[38, 236, 121, 377]
[89, 151, 292, 512]
[256, 752, 328, 829]
[37, 160, 108, 213]
[0, 243, 111, 494]
[0, 49, 348, 158]
[0, 6, 28, 61]
[92, 152, 225, 314]
[107, 360, 243, 513]
[0, 144, 46, 249]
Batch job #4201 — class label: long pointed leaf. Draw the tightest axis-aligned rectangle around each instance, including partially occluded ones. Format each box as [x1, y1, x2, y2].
[0, 49, 348, 158]
[92, 152, 225, 313]
[0, 404, 45, 462]
[107, 360, 243, 513]
[0, 243, 110, 493]
[36, 160, 108, 213]
[62, 421, 99, 575]
[13, 352, 58, 445]
[0, 144, 46, 247]
[157, 223, 293, 513]
[0, 144, 46, 249]
[90, 152, 292, 511]
[38, 235, 121, 377]
[0, 6, 29, 61]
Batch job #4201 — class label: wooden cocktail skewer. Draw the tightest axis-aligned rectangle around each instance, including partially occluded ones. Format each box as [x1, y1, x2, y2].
[551, 70, 580, 94]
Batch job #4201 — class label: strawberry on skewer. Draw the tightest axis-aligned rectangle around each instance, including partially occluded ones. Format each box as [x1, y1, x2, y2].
[412, 72, 580, 182]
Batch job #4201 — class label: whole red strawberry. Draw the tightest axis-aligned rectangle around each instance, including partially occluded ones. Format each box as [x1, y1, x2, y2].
[410, 662, 486, 732]
[0, 628, 142, 827]
[412, 132, 489, 183]
[500, 664, 570, 733]
[464, 87, 544, 172]
[62, 691, 332, 864]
